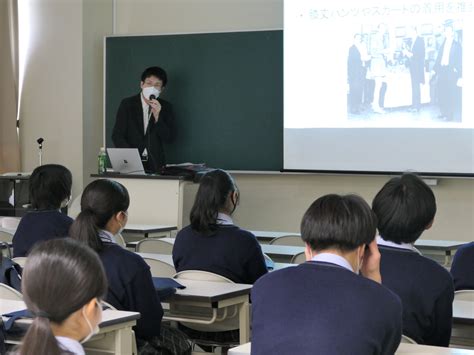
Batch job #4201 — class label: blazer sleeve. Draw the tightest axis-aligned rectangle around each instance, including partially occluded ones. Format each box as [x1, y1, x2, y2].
[381, 297, 403, 355]
[427, 281, 454, 347]
[151, 101, 175, 143]
[243, 242, 268, 284]
[124, 263, 164, 340]
[112, 99, 132, 148]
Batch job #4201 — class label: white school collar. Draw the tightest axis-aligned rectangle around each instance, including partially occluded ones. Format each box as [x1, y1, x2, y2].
[99, 229, 117, 244]
[311, 253, 354, 273]
[376, 235, 422, 255]
[216, 213, 233, 225]
[56, 336, 85, 355]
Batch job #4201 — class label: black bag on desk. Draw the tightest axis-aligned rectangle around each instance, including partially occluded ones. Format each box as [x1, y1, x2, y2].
[0, 255, 22, 293]
[160, 164, 214, 182]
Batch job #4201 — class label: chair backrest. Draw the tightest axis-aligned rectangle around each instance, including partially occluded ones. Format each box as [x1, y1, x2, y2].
[269, 235, 304, 247]
[291, 251, 306, 264]
[174, 270, 233, 283]
[143, 258, 176, 278]
[136, 239, 174, 254]
[12, 257, 27, 268]
[454, 290, 474, 301]
[0, 282, 22, 300]
[173, 270, 238, 333]
[400, 335, 417, 344]
[114, 233, 126, 248]
[1, 217, 20, 230]
[0, 230, 14, 243]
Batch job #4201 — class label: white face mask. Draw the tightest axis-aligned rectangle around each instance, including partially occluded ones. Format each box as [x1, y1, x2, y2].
[80, 300, 101, 344]
[142, 86, 160, 99]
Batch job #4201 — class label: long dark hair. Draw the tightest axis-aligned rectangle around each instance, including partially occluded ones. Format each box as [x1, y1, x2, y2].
[18, 238, 107, 355]
[69, 179, 129, 252]
[190, 169, 238, 234]
[29, 164, 72, 210]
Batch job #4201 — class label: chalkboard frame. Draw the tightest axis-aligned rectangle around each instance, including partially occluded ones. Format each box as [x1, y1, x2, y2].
[104, 30, 283, 171]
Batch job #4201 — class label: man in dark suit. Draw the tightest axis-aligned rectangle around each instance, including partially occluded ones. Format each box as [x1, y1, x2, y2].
[404, 26, 425, 112]
[112, 66, 175, 172]
[347, 34, 366, 114]
[251, 194, 402, 355]
[434, 23, 462, 121]
[373, 173, 454, 346]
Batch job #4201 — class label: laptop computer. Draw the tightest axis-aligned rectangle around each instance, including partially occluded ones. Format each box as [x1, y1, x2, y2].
[107, 148, 145, 175]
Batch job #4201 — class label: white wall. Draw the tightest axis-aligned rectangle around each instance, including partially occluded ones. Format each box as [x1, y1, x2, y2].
[21, 0, 474, 242]
[20, 0, 84, 197]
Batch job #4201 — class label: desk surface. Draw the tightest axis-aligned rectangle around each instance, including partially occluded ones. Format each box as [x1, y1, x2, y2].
[91, 173, 187, 180]
[124, 224, 177, 233]
[1, 299, 140, 328]
[165, 279, 252, 304]
[136, 252, 293, 271]
[261, 244, 305, 257]
[251, 230, 466, 250]
[228, 342, 474, 354]
[415, 240, 466, 250]
[251, 230, 299, 240]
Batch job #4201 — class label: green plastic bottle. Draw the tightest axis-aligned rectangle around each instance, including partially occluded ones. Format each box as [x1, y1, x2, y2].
[98, 147, 107, 174]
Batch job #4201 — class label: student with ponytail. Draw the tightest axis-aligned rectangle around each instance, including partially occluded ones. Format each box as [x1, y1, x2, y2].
[18, 238, 107, 355]
[173, 169, 267, 284]
[13, 164, 73, 257]
[70, 179, 190, 355]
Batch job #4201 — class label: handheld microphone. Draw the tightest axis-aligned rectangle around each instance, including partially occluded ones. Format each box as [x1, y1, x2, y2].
[37, 137, 44, 146]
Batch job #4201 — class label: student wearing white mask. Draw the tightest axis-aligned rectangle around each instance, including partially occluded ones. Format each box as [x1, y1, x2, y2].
[112, 66, 175, 172]
[17, 238, 107, 355]
[70, 179, 191, 355]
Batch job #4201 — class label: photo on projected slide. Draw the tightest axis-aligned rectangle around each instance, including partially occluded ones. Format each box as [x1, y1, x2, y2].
[284, 0, 474, 129]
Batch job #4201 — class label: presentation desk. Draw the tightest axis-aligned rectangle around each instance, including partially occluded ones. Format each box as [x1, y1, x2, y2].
[91, 173, 196, 229]
[162, 279, 252, 345]
[228, 342, 474, 354]
[1, 299, 139, 355]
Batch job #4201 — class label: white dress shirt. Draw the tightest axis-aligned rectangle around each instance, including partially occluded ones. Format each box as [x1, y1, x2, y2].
[441, 38, 453, 66]
[376, 235, 422, 255]
[311, 252, 354, 272]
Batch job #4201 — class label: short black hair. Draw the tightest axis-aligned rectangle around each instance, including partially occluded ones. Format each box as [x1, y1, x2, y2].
[301, 194, 377, 252]
[141, 66, 168, 87]
[372, 173, 436, 244]
[29, 164, 72, 210]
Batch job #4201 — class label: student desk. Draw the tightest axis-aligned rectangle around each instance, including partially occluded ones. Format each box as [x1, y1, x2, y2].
[260, 244, 305, 263]
[228, 342, 474, 354]
[250, 230, 299, 244]
[452, 299, 474, 347]
[124, 223, 177, 238]
[136, 252, 293, 271]
[1, 299, 140, 355]
[127, 236, 177, 250]
[162, 279, 252, 344]
[414, 240, 466, 266]
[254, 230, 465, 265]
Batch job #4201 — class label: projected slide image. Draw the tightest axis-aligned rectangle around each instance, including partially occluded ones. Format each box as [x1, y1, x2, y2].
[347, 20, 463, 124]
[284, 0, 473, 129]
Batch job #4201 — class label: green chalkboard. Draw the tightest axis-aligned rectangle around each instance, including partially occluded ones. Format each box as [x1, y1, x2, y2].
[105, 30, 282, 171]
